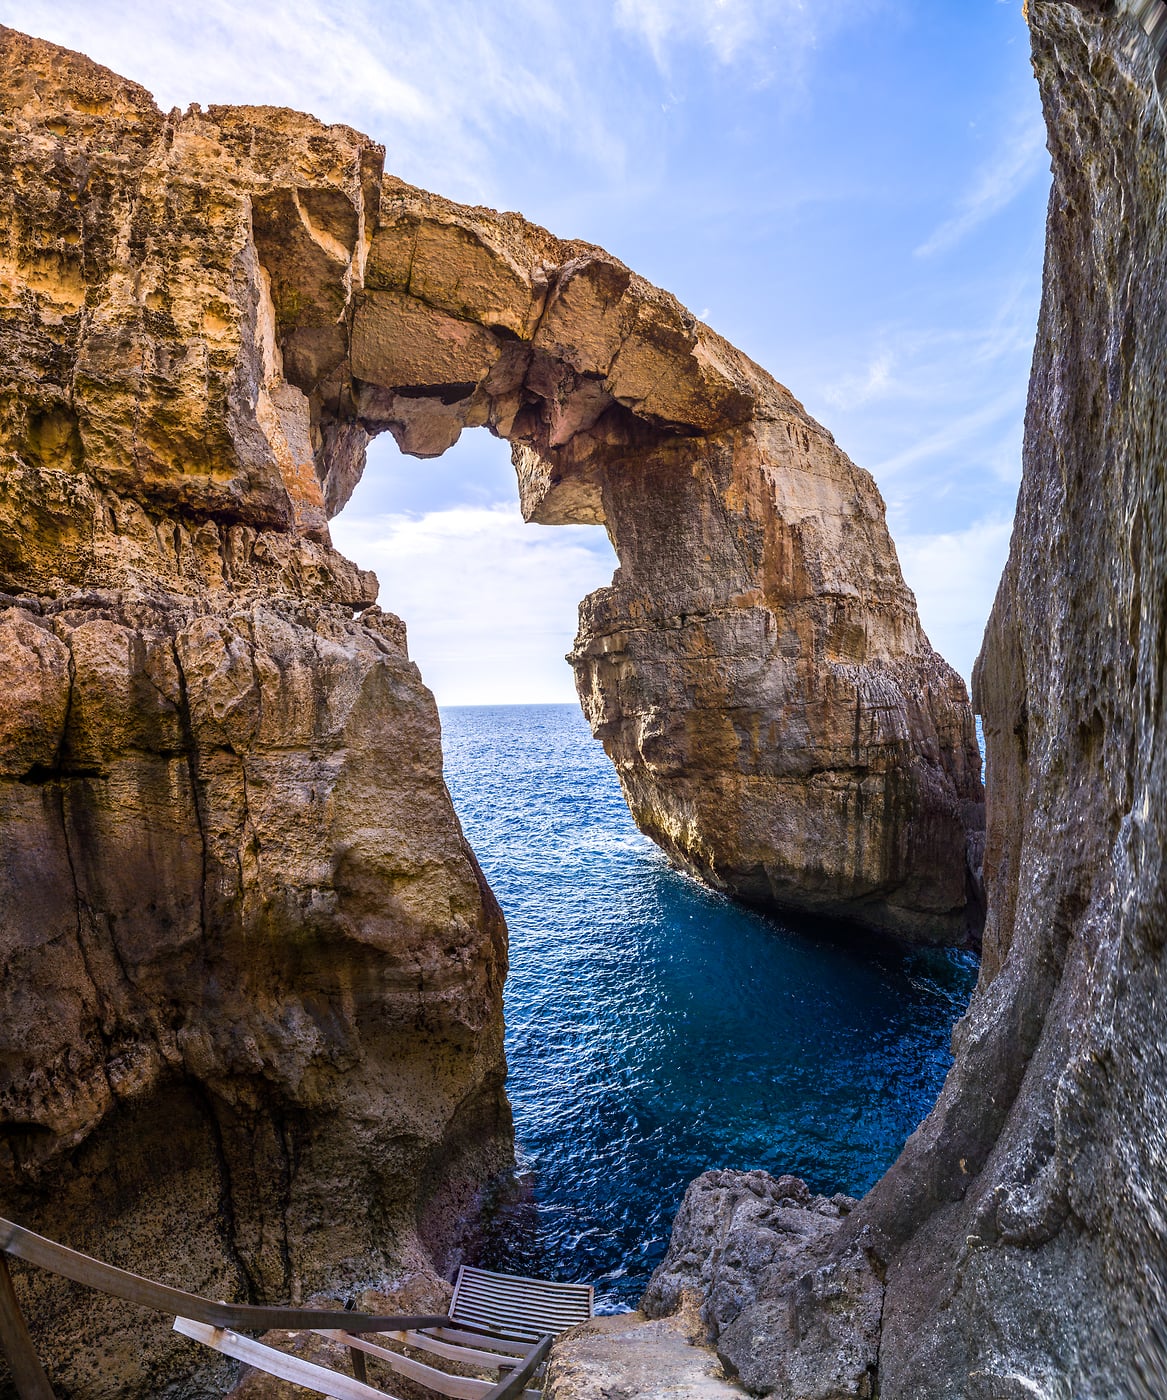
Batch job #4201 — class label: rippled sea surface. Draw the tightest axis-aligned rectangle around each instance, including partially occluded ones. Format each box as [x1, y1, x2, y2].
[440, 704, 977, 1311]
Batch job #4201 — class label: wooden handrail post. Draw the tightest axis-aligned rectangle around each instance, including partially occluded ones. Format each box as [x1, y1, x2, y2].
[0, 1254, 55, 1400]
[480, 1333, 552, 1400]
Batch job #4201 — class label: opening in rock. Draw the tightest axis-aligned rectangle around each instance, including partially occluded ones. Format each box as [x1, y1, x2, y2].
[331, 430, 618, 705]
[327, 423, 979, 1312]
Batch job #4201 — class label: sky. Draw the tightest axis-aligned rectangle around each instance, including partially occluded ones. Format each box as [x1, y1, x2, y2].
[7, 0, 1051, 704]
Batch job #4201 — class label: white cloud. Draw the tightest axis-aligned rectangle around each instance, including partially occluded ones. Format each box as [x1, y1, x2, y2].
[330, 504, 618, 706]
[915, 115, 1048, 258]
[613, 0, 881, 75]
[615, 0, 778, 65]
[896, 516, 1014, 685]
[10, 0, 627, 202]
[821, 350, 896, 409]
[870, 385, 1026, 480]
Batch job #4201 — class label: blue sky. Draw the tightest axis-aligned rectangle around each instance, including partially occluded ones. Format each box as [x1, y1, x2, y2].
[9, 0, 1050, 703]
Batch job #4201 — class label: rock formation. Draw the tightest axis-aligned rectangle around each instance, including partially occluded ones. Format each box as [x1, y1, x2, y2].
[0, 15, 985, 1397]
[349, 187, 984, 945]
[546, 1307, 748, 1400]
[643, 2, 1167, 1394]
[0, 30, 511, 1399]
[643, 1171, 880, 1400]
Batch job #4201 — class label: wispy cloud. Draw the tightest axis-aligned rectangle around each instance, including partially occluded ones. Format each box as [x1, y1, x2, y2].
[872, 386, 1026, 479]
[330, 504, 618, 706]
[896, 516, 1014, 683]
[915, 114, 1048, 257]
[615, 0, 785, 65]
[10, 0, 629, 202]
[613, 0, 883, 76]
[820, 280, 1038, 414]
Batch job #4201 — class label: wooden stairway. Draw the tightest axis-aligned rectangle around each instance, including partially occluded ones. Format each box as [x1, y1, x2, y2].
[0, 1217, 592, 1399]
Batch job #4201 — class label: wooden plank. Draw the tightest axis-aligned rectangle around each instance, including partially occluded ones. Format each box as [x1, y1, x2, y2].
[0, 1256, 55, 1400]
[319, 1331, 496, 1400]
[480, 1335, 552, 1400]
[384, 1328, 528, 1369]
[321, 1331, 542, 1400]
[0, 1218, 447, 1335]
[173, 1317, 398, 1400]
[422, 1326, 530, 1358]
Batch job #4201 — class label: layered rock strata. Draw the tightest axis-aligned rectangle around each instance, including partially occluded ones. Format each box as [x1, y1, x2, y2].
[645, 3, 1167, 1394]
[0, 30, 510, 1400]
[0, 18, 986, 1398]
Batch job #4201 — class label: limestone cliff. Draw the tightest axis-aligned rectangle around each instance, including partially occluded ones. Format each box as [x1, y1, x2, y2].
[644, 3, 1167, 1394]
[1, 19, 985, 1399]
[0, 30, 510, 1399]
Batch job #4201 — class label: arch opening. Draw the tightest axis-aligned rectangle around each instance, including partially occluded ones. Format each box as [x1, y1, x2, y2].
[330, 428, 619, 706]
[251, 161, 984, 945]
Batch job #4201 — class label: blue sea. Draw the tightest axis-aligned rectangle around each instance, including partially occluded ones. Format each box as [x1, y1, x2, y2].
[440, 704, 977, 1312]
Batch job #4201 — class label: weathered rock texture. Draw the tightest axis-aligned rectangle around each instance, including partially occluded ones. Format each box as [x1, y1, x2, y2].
[646, 3, 1167, 1394]
[643, 1172, 879, 1400]
[0, 29, 511, 1400]
[545, 1308, 748, 1400]
[0, 16, 986, 1397]
[345, 193, 984, 943]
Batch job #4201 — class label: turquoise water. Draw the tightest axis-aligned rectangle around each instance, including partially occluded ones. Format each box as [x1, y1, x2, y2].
[440, 703, 977, 1311]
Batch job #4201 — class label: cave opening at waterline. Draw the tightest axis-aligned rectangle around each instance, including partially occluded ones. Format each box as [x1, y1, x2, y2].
[327, 425, 979, 1310]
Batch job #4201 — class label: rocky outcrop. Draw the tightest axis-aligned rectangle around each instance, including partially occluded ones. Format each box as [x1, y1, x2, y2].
[1, 17, 985, 1397]
[0, 30, 510, 1399]
[645, 3, 1167, 1394]
[546, 1309, 747, 1400]
[642, 1172, 880, 1400]
[344, 185, 984, 945]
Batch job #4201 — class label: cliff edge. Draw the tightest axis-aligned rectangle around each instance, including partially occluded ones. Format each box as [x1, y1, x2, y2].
[0, 31, 511, 1399]
[643, 3, 1167, 1393]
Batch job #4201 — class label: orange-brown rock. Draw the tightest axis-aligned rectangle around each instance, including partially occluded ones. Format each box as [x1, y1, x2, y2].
[1, 19, 983, 1399]
[0, 29, 509, 1400]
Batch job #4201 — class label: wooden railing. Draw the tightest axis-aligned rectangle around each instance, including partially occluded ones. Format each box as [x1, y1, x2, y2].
[0, 1216, 544, 1400]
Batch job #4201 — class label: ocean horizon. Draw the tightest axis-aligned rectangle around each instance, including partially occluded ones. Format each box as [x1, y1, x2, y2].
[440, 702, 978, 1310]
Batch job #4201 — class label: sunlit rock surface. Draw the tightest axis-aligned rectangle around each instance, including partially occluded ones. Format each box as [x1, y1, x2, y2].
[0, 29, 509, 1398]
[645, 4, 1167, 1394]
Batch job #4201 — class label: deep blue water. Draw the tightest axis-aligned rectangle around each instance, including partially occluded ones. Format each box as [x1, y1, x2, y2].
[440, 703, 977, 1311]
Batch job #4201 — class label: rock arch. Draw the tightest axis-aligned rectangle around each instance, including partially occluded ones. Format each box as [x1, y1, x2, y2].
[0, 24, 980, 1396]
[261, 173, 986, 947]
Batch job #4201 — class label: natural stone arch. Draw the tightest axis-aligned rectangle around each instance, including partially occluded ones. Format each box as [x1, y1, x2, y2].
[258, 173, 986, 945]
[0, 26, 981, 1395]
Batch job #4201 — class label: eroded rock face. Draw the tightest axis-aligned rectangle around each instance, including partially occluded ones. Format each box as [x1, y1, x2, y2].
[646, 4, 1167, 1395]
[642, 1172, 880, 1400]
[0, 30, 509, 1399]
[1, 18, 985, 1397]
[343, 186, 985, 945]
